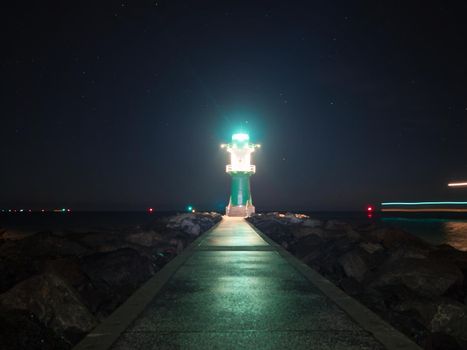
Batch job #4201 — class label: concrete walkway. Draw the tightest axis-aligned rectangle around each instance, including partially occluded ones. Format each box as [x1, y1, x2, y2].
[75, 217, 420, 350]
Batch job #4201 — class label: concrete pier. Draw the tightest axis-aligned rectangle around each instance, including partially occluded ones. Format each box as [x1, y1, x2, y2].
[74, 217, 420, 350]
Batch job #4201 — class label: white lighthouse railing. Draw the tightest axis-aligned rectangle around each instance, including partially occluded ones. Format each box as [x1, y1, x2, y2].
[226, 164, 256, 173]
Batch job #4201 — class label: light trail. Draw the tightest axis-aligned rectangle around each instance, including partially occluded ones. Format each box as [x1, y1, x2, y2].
[448, 182, 467, 187]
[382, 208, 467, 213]
[381, 201, 467, 206]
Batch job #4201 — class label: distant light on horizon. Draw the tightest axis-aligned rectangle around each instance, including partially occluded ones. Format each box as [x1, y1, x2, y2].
[448, 182, 467, 187]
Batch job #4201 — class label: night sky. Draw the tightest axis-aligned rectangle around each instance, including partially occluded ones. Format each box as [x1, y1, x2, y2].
[2, 1, 467, 211]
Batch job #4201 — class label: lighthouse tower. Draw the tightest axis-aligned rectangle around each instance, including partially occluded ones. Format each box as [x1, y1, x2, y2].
[221, 133, 260, 217]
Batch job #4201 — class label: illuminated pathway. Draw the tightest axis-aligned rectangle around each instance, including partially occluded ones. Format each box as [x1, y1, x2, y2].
[75, 217, 419, 350]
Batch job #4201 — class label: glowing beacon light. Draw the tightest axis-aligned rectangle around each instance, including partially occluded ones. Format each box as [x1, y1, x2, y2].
[221, 132, 260, 217]
[148, 208, 154, 213]
[367, 206, 373, 212]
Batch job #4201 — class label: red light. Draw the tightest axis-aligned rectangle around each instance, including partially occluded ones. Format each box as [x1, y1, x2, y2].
[67, 209, 71, 212]
[367, 206, 373, 212]
[148, 208, 154, 213]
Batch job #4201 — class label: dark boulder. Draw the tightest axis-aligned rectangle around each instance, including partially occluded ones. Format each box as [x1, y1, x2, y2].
[364, 227, 427, 250]
[0, 231, 91, 258]
[324, 220, 351, 231]
[0, 273, 97, 344]
[80, 248, 156, 315]
[0, 307, 69, 350]
[370, 258, 463, 298]
[290, 234, 324, 258]
[338, 248, 369, 282]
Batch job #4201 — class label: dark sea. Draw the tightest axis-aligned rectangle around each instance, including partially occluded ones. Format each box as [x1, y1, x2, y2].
[2, 211, 467, 251]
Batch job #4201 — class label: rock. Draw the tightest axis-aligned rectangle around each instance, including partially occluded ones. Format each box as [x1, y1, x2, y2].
[1, 228, 37, 240]
[365, 227, 426, 250]
[166, 212, 220, 237]
[302, 218, 323, 228]
[80, 248, 156, 315]
[338, 249, 369, 282]
[253, 220, 293, 245]
[0, 273, 97, 343]
[359, 242, 384, 254]
[384, 245, 431, 267]
[0, 231, 91, 258]
[42, 257, 88, 288]
[324, 220, 350, 231]
[371, 258, 463, 298]
[281, 212, 307, 224]
[0, 255, 42, 293]
[290, 226, 323, 240]
[0, 307, 69, 350]
[290, 234, 324, 258]
[340, 277, 363, 295]
[427, 332, 462, 350]
[430, 300, 467, 347]
[429, 244, 467, 271]
[181, 220, 201, 236]
[345, 229, 361, 242]
[124, 230, 164, 247]
[394, 298, 467, 348]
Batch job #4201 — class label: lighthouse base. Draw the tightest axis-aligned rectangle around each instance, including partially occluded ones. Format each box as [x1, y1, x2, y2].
[226, 204, 255, 217]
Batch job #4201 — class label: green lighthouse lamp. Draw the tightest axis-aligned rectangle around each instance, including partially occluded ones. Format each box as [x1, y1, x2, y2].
[221, 133, 260, 217]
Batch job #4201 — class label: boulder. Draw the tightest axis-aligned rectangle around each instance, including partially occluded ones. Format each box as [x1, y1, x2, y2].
[124, 230, 164, 247]
[254, 220, 293, 245]
[359, 242, 384, 254]
[166, 213, 220, 237]
[0, 273, 97, 343]
[290, 234, 324, 258]
[0, 255, 42, 293]
[0, 231, 91, 258]
[429, 244, 467, 271]
[345, 229, 362, 242]
[340, 277, 363, 295]
[338, 249, 369, 282]
[302, 218, 323, 228]
[42, 257, 88, 288]
[324, 220, 350, 231]
[0, 307, 69, 350]
[1, 228, 37, 240]
[181, 219, 201, 236]
[394, 298, 467, 348]
[365, 227, 426, 250]
[370, 258, 463, 298]
[430, 300, 467, 347]
[290, 226, 323, 240]
[80, 248, 156, 315]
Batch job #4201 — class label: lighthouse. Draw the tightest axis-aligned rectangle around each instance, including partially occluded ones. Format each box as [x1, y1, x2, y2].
[221, 133, 260, 217]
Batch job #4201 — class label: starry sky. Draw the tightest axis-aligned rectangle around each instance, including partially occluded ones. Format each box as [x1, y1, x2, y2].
[2, 1, 467, 211]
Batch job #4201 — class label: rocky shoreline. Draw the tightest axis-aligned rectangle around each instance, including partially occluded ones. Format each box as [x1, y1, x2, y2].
[247, 212, 467, 350]
[0, 212, 221, 349]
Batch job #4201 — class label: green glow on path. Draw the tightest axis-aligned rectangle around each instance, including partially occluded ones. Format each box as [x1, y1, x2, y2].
[382, 201, 467, 206]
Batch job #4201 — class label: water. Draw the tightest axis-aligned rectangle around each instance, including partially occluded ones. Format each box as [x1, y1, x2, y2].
[381, 217, 467, 251]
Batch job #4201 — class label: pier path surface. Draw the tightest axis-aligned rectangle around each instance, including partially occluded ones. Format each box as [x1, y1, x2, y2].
[75, 217, 420, 350]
